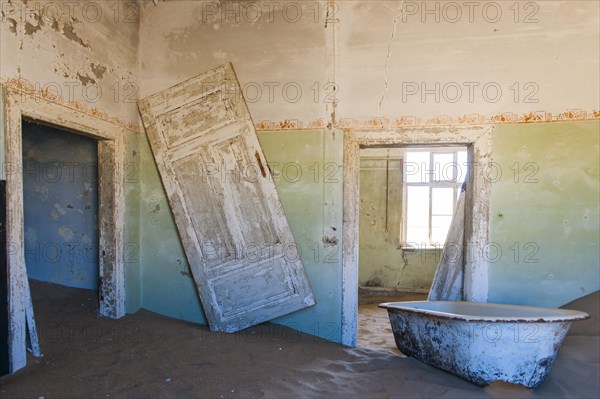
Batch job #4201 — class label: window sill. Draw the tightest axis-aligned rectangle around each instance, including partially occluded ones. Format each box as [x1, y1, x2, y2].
[400, 244, 444, 252]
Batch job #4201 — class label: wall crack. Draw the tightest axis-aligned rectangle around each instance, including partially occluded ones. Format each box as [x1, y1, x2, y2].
[378, 3, 404, 114]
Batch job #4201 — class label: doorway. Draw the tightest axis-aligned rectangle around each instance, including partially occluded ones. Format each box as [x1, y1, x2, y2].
[356, 145, 468, 353]
[3, 92, 126, 373]
[341, 126, 493, 347]
[22, 120, 100, 292]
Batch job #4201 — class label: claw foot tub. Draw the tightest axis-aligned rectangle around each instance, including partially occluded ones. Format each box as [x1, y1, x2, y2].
[379, 301, 589, 388]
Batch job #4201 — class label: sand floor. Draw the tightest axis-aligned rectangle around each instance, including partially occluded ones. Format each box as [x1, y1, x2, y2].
[1, 281, 598, 398]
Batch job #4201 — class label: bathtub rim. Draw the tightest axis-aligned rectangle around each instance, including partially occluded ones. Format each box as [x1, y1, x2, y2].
[379, 301, 590, 323]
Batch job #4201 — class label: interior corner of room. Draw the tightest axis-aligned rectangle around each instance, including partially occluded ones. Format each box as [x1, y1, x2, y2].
[0, 0, 599, 396]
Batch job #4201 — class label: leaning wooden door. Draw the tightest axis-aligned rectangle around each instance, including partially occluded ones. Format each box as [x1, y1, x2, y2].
[138, 63, 315, 332]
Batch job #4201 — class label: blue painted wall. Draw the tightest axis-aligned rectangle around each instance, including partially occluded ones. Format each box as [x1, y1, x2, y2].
[22, 120, 99, 290]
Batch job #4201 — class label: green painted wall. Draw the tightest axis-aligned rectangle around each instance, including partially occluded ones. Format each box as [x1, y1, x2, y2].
[359, 158, 441, 291]
[124, 131, 143, 313]
[260, 130, 343, 343]
[138, 135, 206, 324]
[136, 129, 344, 342]
[489, 120, 600, 307]
[131, 121, 598, 342]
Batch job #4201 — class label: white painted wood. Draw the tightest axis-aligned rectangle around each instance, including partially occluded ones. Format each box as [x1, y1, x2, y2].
[138, 63, 315, 332]
[24, 277, 40, 357]
[342, 126, 493, 347]
[4, 93, 27, 372]
[2, 88, 127, 373]
[341, 134, 359, 347]
[98, 138, 126, 319]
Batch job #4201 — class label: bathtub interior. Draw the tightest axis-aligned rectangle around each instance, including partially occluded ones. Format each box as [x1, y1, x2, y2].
[379, 301, 590, 322]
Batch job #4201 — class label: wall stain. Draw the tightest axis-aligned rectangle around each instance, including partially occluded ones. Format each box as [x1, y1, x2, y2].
[7, 18, 17, 34]
[364, 275, 383, 287]
[91, 63, 108, 79]
[62, 22, 90, 49]
[322, 235, 338, 247]
[24, 13, 43, 36]
[76, 73, 96, 86]
[180, 270, 192, 278]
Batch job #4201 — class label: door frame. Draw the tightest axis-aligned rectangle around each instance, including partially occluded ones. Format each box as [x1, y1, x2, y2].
[341, 126, 494, 346]
[2, 89, 126, 373]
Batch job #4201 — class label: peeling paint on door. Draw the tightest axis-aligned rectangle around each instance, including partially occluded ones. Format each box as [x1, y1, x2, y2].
[138, 62, 315, 332]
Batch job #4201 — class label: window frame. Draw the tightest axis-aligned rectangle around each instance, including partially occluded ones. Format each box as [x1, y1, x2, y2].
[401, 146, 467, 249]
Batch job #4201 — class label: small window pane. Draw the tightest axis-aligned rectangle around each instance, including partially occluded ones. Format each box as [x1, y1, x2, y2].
[405, 152, 430, 183]
[457, 150, 468, 183]
[432, 215, 453, 245]
[406, 186, 429, 244]
[432, 187, 454, 215]
[432, 153, 454, 182]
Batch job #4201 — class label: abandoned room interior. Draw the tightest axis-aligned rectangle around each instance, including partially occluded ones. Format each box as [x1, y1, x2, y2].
[0, 0, 599, 397]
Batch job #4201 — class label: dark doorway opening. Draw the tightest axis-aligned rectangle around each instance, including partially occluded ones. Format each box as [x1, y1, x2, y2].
[1, 180, 9, 375]
[21, 120, 100, 308]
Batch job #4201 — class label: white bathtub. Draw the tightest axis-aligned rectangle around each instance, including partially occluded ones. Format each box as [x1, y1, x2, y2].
[379, 301, 589, 388]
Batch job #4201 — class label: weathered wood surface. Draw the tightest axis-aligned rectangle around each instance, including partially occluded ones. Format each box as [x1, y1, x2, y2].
[3, 88, 126, 374]
[138, 63, 315, 332]
[24, 277, 40, 357]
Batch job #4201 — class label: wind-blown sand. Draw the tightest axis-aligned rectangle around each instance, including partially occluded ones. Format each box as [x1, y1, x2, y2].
[1, 281, 598, 398]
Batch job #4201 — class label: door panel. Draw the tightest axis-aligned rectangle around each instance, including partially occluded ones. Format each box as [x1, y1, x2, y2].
[138, 63, 315, 332]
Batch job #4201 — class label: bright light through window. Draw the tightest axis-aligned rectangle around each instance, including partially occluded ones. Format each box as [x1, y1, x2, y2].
[404, 147, 467, 247]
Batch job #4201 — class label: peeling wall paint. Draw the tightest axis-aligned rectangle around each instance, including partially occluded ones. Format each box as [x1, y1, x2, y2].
[0, 0, 143, 313]
[136, 1, 599, 128]
[0, 0, 141, 127]
[0, 0, 597, 346]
